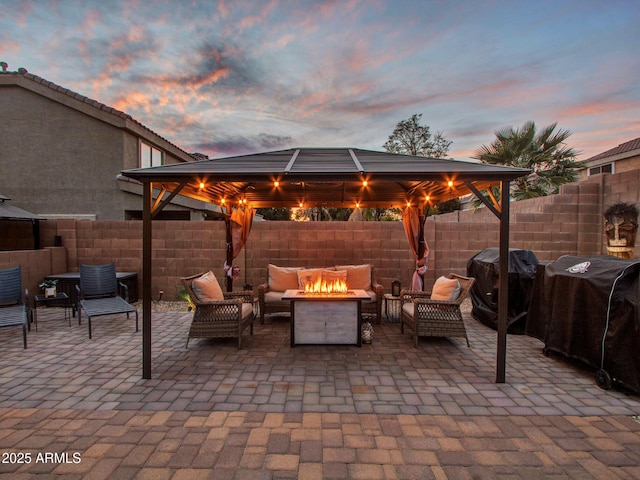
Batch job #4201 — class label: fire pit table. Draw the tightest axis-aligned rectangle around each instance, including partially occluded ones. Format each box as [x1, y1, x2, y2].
[283, 289, 370, 347]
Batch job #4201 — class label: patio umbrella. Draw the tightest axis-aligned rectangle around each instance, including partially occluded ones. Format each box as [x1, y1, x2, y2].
[402, 207, 429, 291]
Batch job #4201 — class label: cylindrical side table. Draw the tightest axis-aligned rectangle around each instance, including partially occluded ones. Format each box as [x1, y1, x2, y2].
[384, 293, 402, 323]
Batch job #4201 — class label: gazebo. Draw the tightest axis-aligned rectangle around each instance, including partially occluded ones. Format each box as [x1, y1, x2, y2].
[121, 148, 529, 381]
[0, 194, 42, 250]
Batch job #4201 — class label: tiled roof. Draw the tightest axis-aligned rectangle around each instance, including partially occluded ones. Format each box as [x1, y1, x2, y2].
[585, 137, 640, 162]
[0, 69, 192, 160]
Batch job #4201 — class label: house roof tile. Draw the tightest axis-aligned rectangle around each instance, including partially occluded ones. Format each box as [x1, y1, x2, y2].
[585, 137, 640, 162]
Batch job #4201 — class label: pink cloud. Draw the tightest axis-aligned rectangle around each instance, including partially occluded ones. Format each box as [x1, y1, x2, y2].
[556, 100, 637, 119]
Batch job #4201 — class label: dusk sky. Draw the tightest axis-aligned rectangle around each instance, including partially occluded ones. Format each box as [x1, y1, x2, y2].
[1, 0, 639, 161]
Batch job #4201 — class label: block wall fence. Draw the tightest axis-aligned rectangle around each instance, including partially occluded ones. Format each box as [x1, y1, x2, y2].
[2, 169, 639, 301]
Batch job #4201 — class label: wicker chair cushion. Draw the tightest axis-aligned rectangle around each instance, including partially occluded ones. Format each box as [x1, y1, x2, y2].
[268, 265, 301, 291]
[431, 276, 461, 301]
[335, 264, 372, 290]
[192, 271, 224, 302]
[402, 302, 414, 318]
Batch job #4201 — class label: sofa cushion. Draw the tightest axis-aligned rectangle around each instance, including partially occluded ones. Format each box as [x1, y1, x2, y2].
[268, 264, 302, 291]
[296, 268, 323, 289]
[431, 276, 461, 301]
[335, 264, 372, 290]
[192, 271, 224, 302]
[263, 291, 289, 304]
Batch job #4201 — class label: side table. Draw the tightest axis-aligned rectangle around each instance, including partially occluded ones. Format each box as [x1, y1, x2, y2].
[384, 293, 402, 323]
[33, 293, 71, 330]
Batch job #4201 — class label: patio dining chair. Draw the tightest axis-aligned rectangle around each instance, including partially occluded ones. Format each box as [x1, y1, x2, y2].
[400, 273, 475, 348]
[76, 263, 138, 339]
[0, 266, 29, 348]
[181, 272, 254, 348]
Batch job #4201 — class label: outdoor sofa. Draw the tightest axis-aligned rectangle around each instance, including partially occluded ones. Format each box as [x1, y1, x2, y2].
[257, 263, 384, 324]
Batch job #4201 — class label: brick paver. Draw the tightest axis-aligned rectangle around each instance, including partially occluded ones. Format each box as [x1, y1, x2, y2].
[0, 307, 639, 478]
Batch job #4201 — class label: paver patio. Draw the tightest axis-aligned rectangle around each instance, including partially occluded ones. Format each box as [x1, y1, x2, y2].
[1, 304, 639, 478]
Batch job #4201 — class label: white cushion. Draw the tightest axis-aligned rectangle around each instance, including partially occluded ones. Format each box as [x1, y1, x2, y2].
[268, 264, 301, 291]
[431, 276, 461, 301]
[402, 302, 414, 318]
[192, 271, 224, 302]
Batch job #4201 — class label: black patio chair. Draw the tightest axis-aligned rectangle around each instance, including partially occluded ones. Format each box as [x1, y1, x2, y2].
[0, 266, 29, 348]
[76, 263, 138, 339]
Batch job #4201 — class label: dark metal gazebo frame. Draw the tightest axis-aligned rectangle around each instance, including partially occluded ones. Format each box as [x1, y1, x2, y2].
[122, 148, 529, 382]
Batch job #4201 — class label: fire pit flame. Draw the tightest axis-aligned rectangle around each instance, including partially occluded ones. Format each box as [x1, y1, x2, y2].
[303, 277, 348, 295]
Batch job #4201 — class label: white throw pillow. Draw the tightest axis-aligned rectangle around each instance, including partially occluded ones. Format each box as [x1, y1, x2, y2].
[192, 271, 224, 302]
[431, 276, 461, 301]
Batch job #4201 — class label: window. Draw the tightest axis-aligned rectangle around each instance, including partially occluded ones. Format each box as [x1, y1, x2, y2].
[140, 142, 163, 168]
[588, 163, 613, 176]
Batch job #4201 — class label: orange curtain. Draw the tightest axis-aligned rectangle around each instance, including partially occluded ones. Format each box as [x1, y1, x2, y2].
[230, 207, 254, 259]
[402, 207, 429, 290]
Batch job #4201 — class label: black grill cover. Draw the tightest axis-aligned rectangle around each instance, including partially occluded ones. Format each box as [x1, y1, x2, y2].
[540, 255, 640, 393]
[467, 248, 538, 334]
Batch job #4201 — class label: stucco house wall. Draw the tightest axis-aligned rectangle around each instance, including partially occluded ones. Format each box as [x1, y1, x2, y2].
[0, 70, 214, 221]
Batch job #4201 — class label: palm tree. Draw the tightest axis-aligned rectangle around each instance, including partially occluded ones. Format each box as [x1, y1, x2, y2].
[472, 121, 583, 200]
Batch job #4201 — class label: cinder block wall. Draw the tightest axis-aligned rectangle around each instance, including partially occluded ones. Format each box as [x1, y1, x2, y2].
[2, 169, 639, 301]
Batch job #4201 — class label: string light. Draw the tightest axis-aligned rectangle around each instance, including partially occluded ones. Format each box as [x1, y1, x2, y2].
[274, 180, 280, 188]
[425, 195, 430, 202]
[221, 198, 226, 205]
[362, 180, 368, 187]
[355, 201, 360, 208]
[447, 180, 454, 188]
[199, 182, 205, 189]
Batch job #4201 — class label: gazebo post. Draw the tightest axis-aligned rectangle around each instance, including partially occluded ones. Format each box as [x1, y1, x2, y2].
[496, 180, 510, 383]
[142, 180, 153, 379]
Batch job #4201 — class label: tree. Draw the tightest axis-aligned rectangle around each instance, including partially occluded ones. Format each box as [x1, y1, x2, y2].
[256, 207, 291, 220]
[472, 121, 583, 200]
[383, 113, 452, 158]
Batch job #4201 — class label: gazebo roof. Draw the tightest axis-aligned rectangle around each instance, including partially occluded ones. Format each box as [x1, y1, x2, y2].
[122, 148, 529, 209]
[0, 194, 42, 221]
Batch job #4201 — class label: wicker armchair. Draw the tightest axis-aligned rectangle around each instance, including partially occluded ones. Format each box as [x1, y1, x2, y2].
[400, 273, 475, 347]
[181, 273, 255, 348]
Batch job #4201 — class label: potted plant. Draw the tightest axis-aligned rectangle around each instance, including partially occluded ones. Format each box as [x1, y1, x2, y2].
[39, 279, 58, 298]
